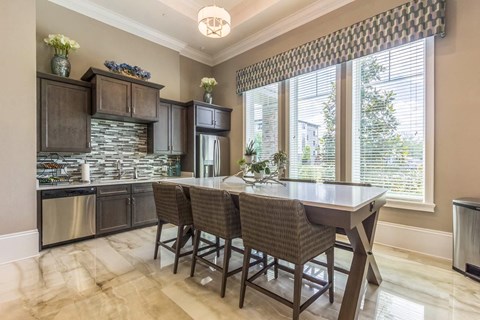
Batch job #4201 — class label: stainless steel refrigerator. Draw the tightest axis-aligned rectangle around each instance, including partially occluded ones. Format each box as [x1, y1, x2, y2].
[197, 134, 230, 177]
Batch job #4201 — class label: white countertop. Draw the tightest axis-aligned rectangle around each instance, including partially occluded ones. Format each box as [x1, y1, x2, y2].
[37, 176, 190, 191]
[165, 176, 388, 211]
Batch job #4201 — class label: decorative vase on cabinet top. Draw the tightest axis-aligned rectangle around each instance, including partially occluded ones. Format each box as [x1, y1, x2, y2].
[203, 91, 213, 104]
[51, 54, 71, 77]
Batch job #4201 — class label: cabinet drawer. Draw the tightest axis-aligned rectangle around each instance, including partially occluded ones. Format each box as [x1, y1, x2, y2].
[132, 183, 153, 194]
[97, 184, 131, 197]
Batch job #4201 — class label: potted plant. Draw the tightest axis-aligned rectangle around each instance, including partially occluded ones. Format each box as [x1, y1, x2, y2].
[271, 150, 288, 178]
[237, 158, 247, 174]
[249, 160, 270, 180]
[244, 140, 257, 163]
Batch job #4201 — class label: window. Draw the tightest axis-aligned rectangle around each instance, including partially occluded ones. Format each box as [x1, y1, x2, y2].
[242, 38, 434, 211]
[350, 39, 432, 205]
[289, 66, 337, 181]
[244, 83, 279, 161]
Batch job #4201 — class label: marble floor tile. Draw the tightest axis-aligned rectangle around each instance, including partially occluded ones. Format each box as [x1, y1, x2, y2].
[0, 225, 479, 320]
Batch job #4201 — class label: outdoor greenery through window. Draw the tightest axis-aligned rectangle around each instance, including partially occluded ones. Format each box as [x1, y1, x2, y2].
[351, 39, 426, 200]
[244, 83, 279, 161]
[289, 66, 337, 181]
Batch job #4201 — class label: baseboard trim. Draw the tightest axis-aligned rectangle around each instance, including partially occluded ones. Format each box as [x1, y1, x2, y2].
[0, 229, 39, 265]
[375, 221, 452, 261]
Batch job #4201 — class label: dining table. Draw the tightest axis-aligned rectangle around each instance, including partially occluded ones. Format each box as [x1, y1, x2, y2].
[165, 176, 388, 320]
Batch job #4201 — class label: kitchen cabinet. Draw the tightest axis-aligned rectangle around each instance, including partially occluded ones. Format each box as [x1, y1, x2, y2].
[132, 183, 156, 227]
[147, 99, 187, 155]
[37, 72, 91, 153]
[81, 67, 164, 123]
[96, 184, 156, 235]
[181, 101, 232, 175]
[196, 104, 231, 131]
[96, 185, 132, 235]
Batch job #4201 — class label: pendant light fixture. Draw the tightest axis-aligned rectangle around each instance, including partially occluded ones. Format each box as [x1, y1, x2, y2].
[198, 1, 231, 38]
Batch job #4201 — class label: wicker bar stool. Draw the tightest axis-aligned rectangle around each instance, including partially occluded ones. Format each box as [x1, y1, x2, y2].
[153, 182, 218, 274]
[238, 193, 335, 320]
[189, 186, 262, 297]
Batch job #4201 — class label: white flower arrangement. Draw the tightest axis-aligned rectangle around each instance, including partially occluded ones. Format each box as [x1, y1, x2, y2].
[44, 34, 80, 57]
[200, 77, 218, 92]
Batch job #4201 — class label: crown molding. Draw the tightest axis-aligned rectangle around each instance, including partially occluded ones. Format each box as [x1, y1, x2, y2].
[213, 0, 355, 65]
[180, 46, 215, 66]
[49, 0, 355, 67]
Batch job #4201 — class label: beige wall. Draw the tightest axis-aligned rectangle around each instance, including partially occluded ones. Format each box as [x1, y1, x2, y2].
[213, 0, 480, 233]
[0, 0, 37, 235]
[36, 0, 211, 102]
[36, 0, 179, 98]
[179, 56, 213, 102]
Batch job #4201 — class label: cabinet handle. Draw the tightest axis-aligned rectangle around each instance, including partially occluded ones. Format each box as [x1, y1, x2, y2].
[128, 106, 131, 113]
[132, 106, 136, 114]
[127, 198, 131, 205]
[87, 141, 91, 148]
[132, 198, 136, 206]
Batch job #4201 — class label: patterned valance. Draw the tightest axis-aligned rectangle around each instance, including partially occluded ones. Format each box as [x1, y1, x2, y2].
[236, 0, 446, 94]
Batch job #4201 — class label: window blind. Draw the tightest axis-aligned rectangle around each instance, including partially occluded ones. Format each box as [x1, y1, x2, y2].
[289, 66, 336, 181]
[245, 83, 279, 161]
[351, 39, 426, 200]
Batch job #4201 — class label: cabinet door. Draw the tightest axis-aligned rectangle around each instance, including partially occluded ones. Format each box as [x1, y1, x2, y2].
[40, 79, 91, 152]
[96, 194, 132, 235]
[151, 102, 170, 154]
[196, 106, 215, 128]
[95, 75, 131, 117]
[171, 105, 186, 154]
[132, 192, 157, 227]
[131, 84, 159, 121]
[214, 109, 231, 130]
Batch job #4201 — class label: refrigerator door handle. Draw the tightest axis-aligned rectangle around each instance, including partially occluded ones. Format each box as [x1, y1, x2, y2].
[217, 139, 221, 176]
[213, 139, 217, 177]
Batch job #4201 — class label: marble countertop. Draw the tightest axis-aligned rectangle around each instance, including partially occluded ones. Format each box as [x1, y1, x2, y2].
[37, 174, 193, 191]
[165, 176, 388, 211]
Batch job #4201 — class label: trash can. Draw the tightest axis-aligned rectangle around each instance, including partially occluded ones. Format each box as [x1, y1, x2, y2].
[453, 198, 480, 281]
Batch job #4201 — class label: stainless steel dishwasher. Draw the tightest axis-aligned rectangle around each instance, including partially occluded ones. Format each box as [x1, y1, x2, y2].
[41, 187, 96, 247]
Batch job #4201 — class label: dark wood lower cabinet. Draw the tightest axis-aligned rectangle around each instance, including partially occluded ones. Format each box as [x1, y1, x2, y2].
[96, 183, 156, 236]
[96, 194, 132, 235]
[132, 192, 157, 227]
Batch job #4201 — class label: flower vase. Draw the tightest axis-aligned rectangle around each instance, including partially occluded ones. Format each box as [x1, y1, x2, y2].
[203, 91, 213, 104]
[51, 54, 71, 77]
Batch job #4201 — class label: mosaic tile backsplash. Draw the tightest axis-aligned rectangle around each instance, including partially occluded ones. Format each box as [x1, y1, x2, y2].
[37, 119, 173, 182]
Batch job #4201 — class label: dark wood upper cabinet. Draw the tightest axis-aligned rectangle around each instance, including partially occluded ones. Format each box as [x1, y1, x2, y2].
[131, 83, 159, 121]
[196, 106, 215, 128]
[95, 75, 131, 117]
[37, 72, 91, 153]
[147, 99, 186, 155]
[171, 104, 187, 154]
[193, 102, 232, 131]
[82, 68, 164, 123]
[214, 109, 231, 131]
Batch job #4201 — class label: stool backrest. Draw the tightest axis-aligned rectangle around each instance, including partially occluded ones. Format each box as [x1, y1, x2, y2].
[239, 193, 310, 262]
[189, 186, 241, 239]
[152, 182, 193, 225]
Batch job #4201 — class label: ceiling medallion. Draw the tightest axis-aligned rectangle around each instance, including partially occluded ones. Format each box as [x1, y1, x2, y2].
[198, 4, 231, 38]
